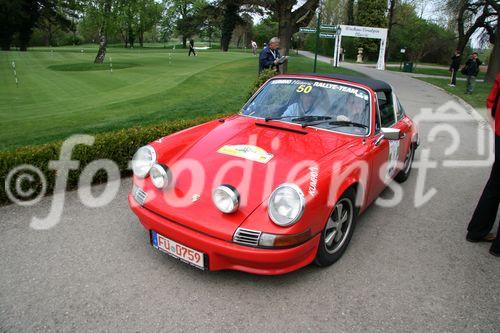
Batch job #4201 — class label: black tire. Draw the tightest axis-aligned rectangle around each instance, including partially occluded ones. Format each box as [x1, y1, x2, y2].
[395, 143, 415, 183]
[314, 188, 357, 267]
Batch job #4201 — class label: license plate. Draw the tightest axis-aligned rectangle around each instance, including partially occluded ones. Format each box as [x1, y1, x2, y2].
[151, 231, 205, 270]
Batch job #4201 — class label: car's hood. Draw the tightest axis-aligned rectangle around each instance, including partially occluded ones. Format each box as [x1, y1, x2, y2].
[144, 116, 355, 241]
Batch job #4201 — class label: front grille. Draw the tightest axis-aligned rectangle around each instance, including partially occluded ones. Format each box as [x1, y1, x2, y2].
[133, 186, 147, 206]
[233, 228, 261, 247]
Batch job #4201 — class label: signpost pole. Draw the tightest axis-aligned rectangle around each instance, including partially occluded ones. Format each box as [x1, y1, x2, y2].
[313, 9, 321, 73]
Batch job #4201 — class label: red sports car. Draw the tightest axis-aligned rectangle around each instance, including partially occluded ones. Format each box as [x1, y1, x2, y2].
[128, 73, 419, 275]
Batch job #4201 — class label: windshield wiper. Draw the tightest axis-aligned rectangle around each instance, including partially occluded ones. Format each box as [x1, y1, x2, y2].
[302, 119, 368, 130]
[264, 115, 298, 122]
[264, 115, 332, 122]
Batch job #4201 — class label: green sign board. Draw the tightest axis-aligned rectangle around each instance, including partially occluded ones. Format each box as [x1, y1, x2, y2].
[320, 25, 337, 32]
[319, 33, 336, 39]
[299, 27, 316, 34]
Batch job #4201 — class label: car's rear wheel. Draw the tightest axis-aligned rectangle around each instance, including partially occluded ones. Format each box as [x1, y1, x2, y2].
[314, 189, 357, 267]
[395, 143, 415, 183]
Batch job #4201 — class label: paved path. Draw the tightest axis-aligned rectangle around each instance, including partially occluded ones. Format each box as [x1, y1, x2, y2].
[338, 57, 484, 82]
[1, 53, 499, 332]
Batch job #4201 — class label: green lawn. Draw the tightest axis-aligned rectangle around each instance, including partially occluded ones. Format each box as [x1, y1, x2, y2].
[387, 66, 486, 80]
[0, 45, 361, 150]
[418, 77, 491, 110]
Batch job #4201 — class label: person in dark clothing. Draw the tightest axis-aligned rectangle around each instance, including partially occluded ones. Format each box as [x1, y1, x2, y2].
[462, 52, 481, 94]
[449, 50, 461, 87]
[467, 73, 500, 257]
[188, 39, 196, 56]
[259, 37, 282, 73]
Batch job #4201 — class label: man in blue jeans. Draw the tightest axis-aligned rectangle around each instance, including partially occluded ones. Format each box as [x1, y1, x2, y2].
[463, 52, 482, 94]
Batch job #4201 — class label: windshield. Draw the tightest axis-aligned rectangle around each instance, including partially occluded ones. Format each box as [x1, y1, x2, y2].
[242, 78, 371, 135]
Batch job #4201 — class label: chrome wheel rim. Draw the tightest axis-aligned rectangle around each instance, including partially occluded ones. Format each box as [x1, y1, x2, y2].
[403, 146, 414, 174]
[324, 198, 353, 254]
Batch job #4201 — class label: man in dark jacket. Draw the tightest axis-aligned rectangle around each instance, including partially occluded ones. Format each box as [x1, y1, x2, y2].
[259, 37, 281, 73]
[188, 39, 196, 56]
[449, 50, 461, 87]
[467, 73, 500, 256]
[463, 52, 481, 94]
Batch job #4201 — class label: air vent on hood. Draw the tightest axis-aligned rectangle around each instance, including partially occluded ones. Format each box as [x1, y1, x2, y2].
[233, 228, 261, 247]
[255, 122, 308, 134]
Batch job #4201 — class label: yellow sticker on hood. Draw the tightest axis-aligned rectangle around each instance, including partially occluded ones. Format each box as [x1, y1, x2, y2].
[217, 145, 274, 163]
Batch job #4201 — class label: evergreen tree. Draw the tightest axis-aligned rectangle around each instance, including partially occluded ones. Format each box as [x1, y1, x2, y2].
[355, 0, 387, 61]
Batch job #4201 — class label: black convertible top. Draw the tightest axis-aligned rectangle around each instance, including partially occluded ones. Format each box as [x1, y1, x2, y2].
[301, 73, 392, 93]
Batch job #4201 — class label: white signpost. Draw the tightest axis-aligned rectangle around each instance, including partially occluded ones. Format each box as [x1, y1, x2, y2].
[334, 25, 388, 70]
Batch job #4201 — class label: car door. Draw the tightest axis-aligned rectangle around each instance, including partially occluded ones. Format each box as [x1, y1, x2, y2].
[366, 91, 398, 203]
[391, 94, 412, 165]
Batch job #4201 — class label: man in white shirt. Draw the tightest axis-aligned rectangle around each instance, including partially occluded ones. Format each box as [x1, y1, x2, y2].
[251, 40, 258, 55]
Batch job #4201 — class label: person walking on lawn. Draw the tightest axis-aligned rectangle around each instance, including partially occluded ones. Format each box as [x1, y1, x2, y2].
[466, 73, 500, 257]
[188, 39, 196, 56]
[449, 50, 461, 87]
[251, 40, 258, 55]
[462, 52, 482, 94]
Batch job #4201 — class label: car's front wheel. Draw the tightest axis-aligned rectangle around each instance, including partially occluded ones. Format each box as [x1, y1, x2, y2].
[314, 189, 357, 267]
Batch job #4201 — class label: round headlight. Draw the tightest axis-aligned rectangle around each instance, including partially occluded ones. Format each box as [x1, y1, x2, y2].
[132, 146, 156, 178]
[150, 164, 171, 189]
[268, 183, 305, 227]
[212, 185, 239, 213]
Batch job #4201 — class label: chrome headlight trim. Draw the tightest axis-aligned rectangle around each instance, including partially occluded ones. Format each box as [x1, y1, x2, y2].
[212, 184, 240, 213]
[268, 183, 305, 227]
[132, 145, 157, 178]
[150, 163, 171, 189]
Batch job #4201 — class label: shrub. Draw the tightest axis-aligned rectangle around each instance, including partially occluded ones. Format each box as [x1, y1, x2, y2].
[247, 69, 278, 100]
[0, 113, 231, 206]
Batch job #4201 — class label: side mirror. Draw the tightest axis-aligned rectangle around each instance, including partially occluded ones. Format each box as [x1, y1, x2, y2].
[381, 128, 401, 140]
[375, 128, 401, 146]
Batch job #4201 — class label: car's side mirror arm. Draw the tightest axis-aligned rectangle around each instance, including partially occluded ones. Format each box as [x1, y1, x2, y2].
[374, 128, 401, 146]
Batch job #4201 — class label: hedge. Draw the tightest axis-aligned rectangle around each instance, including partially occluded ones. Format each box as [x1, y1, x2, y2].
[0, 113, 232, 206]
[0, 70, 275, 206]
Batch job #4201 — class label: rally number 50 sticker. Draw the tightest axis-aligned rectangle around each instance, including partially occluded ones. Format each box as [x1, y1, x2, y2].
[296, 85, 313, 93]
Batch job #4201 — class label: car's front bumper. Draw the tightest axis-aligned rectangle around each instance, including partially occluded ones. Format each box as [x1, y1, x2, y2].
[128, 193, 320, 275]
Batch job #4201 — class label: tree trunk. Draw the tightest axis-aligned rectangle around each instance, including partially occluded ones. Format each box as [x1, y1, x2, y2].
[94, 34, 107, 64]
[18, 27, 32, 51]
[485, 15, 499, 83]
[0, 28, 13, 50]
[139, 29, 144, 47]
[347, 0, 355, 25]
[182, 36, 187, 48]
[94, 0, 111, 64]
[221, 2, 239, 52]
[385, 0, 396, 61]
[128, 25, 135, 48]
[0, 17, 14, 50]
[48, 24, 53, 47]
[278, 6, 293, 73]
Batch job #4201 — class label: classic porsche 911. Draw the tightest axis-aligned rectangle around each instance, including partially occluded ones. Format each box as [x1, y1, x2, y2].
[128, 73, 419, 275]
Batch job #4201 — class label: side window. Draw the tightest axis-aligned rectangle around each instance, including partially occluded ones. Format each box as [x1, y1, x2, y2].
[377, 91, 395, 128]
[396, 97, 405, 121]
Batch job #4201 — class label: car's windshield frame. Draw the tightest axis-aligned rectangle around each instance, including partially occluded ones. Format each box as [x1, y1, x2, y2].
[241, 76, 374, 137]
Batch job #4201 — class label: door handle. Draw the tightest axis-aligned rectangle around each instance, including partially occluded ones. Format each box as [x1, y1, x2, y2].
[374, 135, 384, 146]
